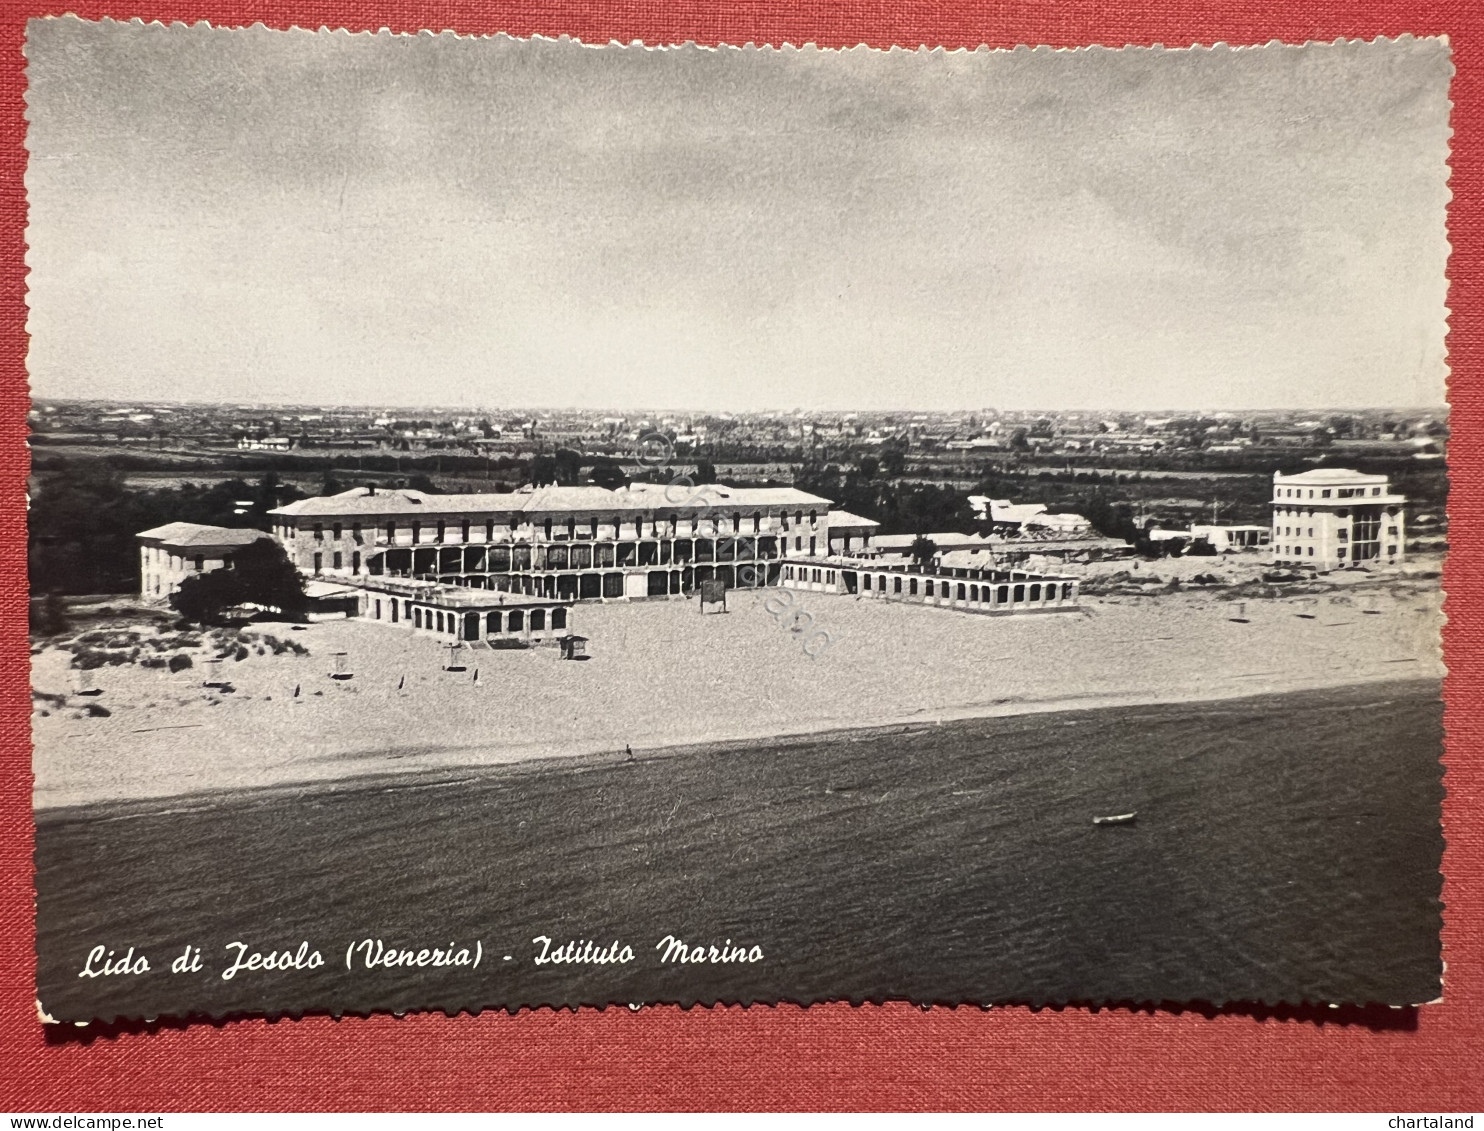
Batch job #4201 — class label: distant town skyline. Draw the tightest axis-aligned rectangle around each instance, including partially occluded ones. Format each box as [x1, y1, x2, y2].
[32, 394, 1449, 420]
[24, 23, 1453, 413]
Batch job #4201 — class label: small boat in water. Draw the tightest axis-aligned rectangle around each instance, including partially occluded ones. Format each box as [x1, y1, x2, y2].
[1093, 812, 1137, 826]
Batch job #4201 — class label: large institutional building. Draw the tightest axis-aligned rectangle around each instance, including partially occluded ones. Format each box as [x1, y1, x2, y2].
[137, 481, 1086, 641]
[1270, 468, 1406, 570]
[266, 483, 837, 599]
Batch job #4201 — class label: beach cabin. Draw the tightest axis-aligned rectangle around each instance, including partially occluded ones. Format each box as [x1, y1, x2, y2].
[355, 576, 575, 645]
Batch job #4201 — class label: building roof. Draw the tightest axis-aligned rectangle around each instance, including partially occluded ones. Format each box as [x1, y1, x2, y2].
[302, 580, 363, 600]
[269, 483, 834, 520]
[136, 522, 272, 549]
[987, 537, 1132, 555]
[1274, 468, 1388, 484]
[937, 547, 1002, 568]
[787, 551, 1070, 580]
[827, 509, 881, 531]
[872, 532, 991, 551]
[517, 482, 832, 513]
[936, 548, 1076, 577]
[269, 488, 441, 517]
[516, 484, 645, 513]
[970, 497, 1047, 522]
[1272, 467, 1406, 504]
[969, 497, 1090, 528]
[353, 577, 570, 610]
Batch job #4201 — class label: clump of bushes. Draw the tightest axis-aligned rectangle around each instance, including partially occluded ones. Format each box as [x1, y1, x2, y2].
[259, 634, 308, 656]
[73, 647, 134, 670]
[1217, 581, 1290, 601]
[75, 629, 143, 649]
[1078, 570, 1168, 597]
[85, 703, 111, 718]
[200, 628, 307, 660]
[148, 633, 202, 652]
[1262, 570, 1306, 583]
[50, 616, 311, 674]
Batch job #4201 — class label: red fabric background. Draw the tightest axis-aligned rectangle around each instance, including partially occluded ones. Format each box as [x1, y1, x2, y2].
[0, 0, 1480, 1112]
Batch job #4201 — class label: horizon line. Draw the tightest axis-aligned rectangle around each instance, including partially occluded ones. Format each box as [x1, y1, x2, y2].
[29, 395, 1453, 417]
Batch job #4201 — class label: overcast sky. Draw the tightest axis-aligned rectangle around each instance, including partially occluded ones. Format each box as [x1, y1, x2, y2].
[24, 21, 1453, 412]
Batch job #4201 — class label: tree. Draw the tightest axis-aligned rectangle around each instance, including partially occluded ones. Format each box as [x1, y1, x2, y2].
[170, 569, 245, 626]
[29, 591, 68, 636]
[1130, 531, 1184, 558]
[29, 462, 165, 596]
[881, 447, 906, 478]
[587, 458, 628, 490]
[858, 455, 879, 480]
[1160, 537, 1188, 558]
[170, 539, 306, 625]
[553, 449, 583, 486]
[232, 538, 308, 620]
[252, 471, 305, 519]
[1077, 492, 1140, 542]
[693, 460, 718, 485]
[909, 535, 938, 570]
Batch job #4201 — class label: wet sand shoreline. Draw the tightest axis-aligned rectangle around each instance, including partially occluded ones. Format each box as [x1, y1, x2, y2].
[38, 675, 1444, 824]
[33, 578, 1446, 809]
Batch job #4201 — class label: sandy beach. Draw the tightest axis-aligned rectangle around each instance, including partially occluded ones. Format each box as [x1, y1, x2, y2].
[31, 563, 1445, 809]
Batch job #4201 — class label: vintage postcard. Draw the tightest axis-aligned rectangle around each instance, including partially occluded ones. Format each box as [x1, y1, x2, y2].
[24, 21, 1450, 1022]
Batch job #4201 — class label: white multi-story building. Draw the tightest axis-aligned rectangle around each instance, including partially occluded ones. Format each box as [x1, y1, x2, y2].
[137, 522, 274, 601]
[267, 482, 836, 602]
[1270, 468, 1406, 570]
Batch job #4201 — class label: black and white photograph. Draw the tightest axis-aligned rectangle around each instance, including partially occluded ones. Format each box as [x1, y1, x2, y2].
[24, 21, 1450, 1022]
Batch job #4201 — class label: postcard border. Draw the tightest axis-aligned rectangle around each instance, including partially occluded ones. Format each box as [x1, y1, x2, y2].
[2, 0, 1481, 1112]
